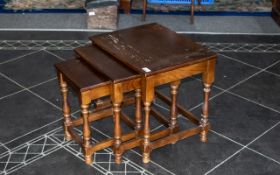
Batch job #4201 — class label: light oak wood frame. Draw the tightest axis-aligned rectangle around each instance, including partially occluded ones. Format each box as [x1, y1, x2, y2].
[140, 58, 216, 163]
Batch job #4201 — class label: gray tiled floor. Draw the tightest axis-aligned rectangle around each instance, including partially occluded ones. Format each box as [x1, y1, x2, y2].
[0, 32, 279, 175]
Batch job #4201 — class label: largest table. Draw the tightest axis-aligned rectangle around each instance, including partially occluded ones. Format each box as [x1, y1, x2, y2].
[91, 23, 217, 163]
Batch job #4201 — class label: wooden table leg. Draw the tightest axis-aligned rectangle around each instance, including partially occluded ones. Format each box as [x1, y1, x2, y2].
[112, 84, 124, 164]
[169, 80, 181, 134]
[135, 89, 142, 134]
[200, 59, 216, 142]
[81, 98, 92, 164]
[142, 78, 154, 163]
[58, 73, 72, 141]
[200, 83, 211, 142]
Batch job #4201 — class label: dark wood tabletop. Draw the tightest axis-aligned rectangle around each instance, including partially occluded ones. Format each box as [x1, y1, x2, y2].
[55, 59, 110, 92]
[75, 45, 140, 83]
[90, 23, 217, 76]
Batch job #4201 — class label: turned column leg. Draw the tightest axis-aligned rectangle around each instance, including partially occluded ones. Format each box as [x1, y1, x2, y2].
[112, 84, 123, 164]
[142, 78, 154, 164]
[58, 73, 72, 141]
[200, 83, 211, 142]
[113, 102, 122, 164]
[81, 102, 92, 164]
[201, 59, 216, 142]
[143, 101, 152, 163]
[135, 89, 142, 135]
[169, 80, 181, 134]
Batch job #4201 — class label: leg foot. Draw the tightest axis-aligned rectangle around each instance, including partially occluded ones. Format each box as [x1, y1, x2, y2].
[85, 155, 93, 165]
[200, 130, 207, 142]
[115, 154, 122, 164]
[143, 153, 150, 163]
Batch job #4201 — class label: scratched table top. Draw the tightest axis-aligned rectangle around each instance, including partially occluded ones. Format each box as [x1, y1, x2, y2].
[91, 23, 216, 76]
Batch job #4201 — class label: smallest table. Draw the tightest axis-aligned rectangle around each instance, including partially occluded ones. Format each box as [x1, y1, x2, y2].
[91, 23, 217, 163]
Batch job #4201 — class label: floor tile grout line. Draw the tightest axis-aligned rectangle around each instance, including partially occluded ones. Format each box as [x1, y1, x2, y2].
[72, 117, 175, 175]
[0, 49, 43, 65]
[218, 53, 263, 70]
[204, 121, 280, 175]
[4, 146, 62, 175]
[153, 99, 280, 167]
[3, 118, 62, 146]
[1, 109, 79, 154]
[40, 135, 48, 155]
[0, 89, 26, 101]
[0, 142, 10, 152]
[225, 90, 280, 114]
[191, 62, 280, 115]
[3, 108, 79, 150]
[0, 76, 57, 102]
[248, 43, 263, 52]
[2, 153, 11, 174]
[211, 130, 280, 165]
[219, 53, 280, 78]
[220, 59, 280, 92]
[0, 130, 63, 174]
[218, 50, 280, 53]
[241, 121, 280, 154]
[2, 127, 62, 156]
[51, 131, 156, 175]
[27, 77, 58, 89]
[193, 77, 280, 115]
[70, 115, 176, 175]
[47, 137, 121, 175]
[0, 72, 61, 110]
[204, 146, 246, 175]
[245, 146, 280, 165]
[22, 143, 30, 164]
[43, 49, 66, 61]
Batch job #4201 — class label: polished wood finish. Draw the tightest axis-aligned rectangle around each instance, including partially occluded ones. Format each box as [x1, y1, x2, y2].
[75, 45, 143, 164]
[169, 80, 181, 134]
[55, 58, 142, 165]
[58, 73, 72, 141]
[272, 0, 280, 26]
[91, 23, 216, 75]
[91, 23, 217, 163]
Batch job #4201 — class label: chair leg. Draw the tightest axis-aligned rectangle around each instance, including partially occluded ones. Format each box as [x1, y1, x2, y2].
[142, 0, 147, 21]
[81, 102, 93, 165]
[58, 73, 72, 141]
[190, 0, 195, 24]
[200, 83, 211, 142]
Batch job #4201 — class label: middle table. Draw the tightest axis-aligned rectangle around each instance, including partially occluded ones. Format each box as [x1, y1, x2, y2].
[89, 23, 217, 163]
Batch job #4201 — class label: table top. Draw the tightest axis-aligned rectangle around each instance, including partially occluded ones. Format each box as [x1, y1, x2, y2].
[91, 23, 216, 76]
[75, 45, 140, 83]
[55, 59, 110, 92]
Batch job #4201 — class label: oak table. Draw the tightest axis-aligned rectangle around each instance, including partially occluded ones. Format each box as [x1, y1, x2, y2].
[75, 45, 183, 164]
[91, 23, 217, 163]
